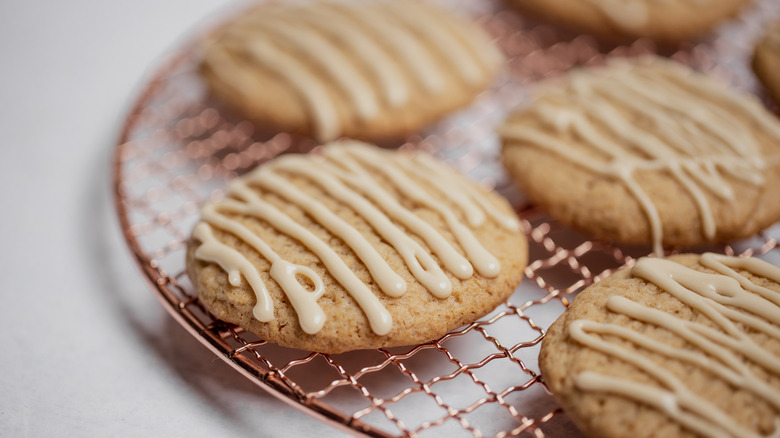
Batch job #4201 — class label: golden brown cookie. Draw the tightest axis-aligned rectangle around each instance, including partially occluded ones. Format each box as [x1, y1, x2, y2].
[198, 0, 503, 142]
[539, 253, 780, 438]
[500, 56, 780, 255]
[753, 22, 780, 103]
[509, 0, 750, 44]
[186, 141, 527, 353]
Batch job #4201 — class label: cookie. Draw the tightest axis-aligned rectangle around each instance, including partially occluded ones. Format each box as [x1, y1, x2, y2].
[500, 56, 780, 255]
[186, 141, 527, 353]
[539, 253, 780, 438]
[753, 22, 780, 104]
[509, 0, 749, 44]
[198, 0, 503, 142]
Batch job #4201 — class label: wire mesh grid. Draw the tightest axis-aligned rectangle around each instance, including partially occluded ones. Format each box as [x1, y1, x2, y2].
[113, 1, 780, 437]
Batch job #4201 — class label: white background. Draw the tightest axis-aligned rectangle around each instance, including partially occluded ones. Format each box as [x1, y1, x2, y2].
[0, 1, 349, 436]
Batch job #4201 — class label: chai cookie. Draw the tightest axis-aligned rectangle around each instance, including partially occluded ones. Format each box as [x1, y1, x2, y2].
[753, 22, 780, 104]
[198, 0, 503, 142]
[186, 141, 527, 353]
[500, 56, 780, 255]
[509, 0, 749, 44]
[539, 253, 780, 438]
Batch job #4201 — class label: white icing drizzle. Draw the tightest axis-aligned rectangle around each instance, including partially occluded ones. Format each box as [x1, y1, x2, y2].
[269, 156, 458, 295]
[501, 57, 773, 255]
[332, 145, 501, 278]
[312, 147, 474, 281]
[581, 0, 708, 31]
[206, 0, 502, 141]
[410, 0, 504, 75]
[231, 14, 380, 121]
[404, 152, 520, 232]
[241, 38, 339, 141]
[247, 169, 407, 298]
[194, 141, 518, 335]
[328, 1, 444, 95]
[370, 1, 484, 86]
[597, 0, 650, 31]
[194, 222, 276, 322]
[568, 253, 780, 438]
[283, 5, 408, 107]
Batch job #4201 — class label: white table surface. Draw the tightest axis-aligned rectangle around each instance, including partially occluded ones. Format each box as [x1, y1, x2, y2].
[0, 1, 350, 436]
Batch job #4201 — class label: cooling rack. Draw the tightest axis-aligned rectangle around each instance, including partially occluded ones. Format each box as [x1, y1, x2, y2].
[113, 1, 780, 436]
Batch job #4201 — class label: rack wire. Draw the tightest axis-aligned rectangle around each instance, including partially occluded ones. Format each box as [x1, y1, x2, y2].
[113, 1, 780, 436]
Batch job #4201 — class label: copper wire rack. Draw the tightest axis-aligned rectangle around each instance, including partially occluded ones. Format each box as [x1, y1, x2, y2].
[113, 1, 780, 436]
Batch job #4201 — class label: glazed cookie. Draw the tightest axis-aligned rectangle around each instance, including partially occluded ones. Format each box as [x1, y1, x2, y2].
[539, 253, 780, 438]
[500, 56, 780, 255]
[510, 0, 749, 44]
[753, 22, 780, 103]
[198, 0, 503, 142]
[186, 141, 527, 353]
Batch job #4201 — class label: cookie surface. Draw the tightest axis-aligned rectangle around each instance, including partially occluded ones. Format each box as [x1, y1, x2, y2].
[199, 0, 503, 142]
[510, 0, 749, 44]
[753, 22, 780, 103]
[186, 141, 527, 353]
[540, 253, 780, 438]
[500, 56, 780, 255]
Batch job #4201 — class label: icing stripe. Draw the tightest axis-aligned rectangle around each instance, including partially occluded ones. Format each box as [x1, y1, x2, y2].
[332, 1, 445, 94]
[393, 151, 519, 232]
[290, 5, 409, 107]
[405, 154, 488, 228]
[412, 0, 503, 75]
[194, 222, 275, 322]
[248, 170, 407, 298]
[580, 0, 710, 31]
[336, 145, 500, 278]
[194, 142, 518, 335]
[269, 157, 456, 297]
[227, 180, 393, 335]
[568, 254, 780, 438]
[372, 1, 484, 85]
[240, 38, 339, 141]
[233, 16, 380, 120]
